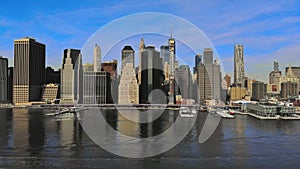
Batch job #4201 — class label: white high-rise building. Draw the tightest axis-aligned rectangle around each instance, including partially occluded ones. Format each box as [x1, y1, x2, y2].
[118, 63, 139, 104]
[234, 44, 245, 87]
[60, 49, 82, 104]
[94, 44, 101, 72]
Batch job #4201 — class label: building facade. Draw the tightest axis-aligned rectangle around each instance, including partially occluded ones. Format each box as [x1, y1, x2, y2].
[196, 51, 221, 105]
[93, 44, 101, 72]
[13, 37, 45, 104]
[230, 87, 246, 101]
[83, 71, 111, 104]
[234, 44, 245, 87]
[60, 49, 82, 104]
[118, 63, 139, 104]
[121, 45, 134, 70]
[252, 81, 267, 101]
[280, 81, 298, 99]
[0, 56, 8, 103]
[42, 84, 59, 103]
[269, 61, 282, 84]
[175, 65, 192, 100]
[140, 46, 165, 104]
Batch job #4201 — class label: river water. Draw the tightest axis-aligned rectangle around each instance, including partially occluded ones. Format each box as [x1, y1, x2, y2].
[0, 108, 299, 169]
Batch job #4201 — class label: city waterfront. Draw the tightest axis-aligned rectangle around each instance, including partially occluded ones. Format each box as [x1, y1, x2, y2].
[0, 108, 299, 168]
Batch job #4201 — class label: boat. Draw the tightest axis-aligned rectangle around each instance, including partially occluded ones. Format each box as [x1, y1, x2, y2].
[179, 107, 195, 117]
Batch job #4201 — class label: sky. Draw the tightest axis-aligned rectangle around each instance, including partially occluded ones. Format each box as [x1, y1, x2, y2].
[0, 0, 300, 83]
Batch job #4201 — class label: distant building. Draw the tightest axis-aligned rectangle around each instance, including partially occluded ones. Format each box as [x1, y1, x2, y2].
[193, 54, 202, 74]
[275, 66, 299, 92]
[0, 56, 8, 103]
[196, 50, 221, 105]
[101, 60, 118, 79]
[285, 66, 300, 79]
[244, 77, 252, 96]
[13, 37, 45, 104]
[269, 61, 282, 84]
[234, 44, 245, 87]
[280, 81, 298, 99]
[175, 65, 192, 100]
[138, 38, 145, 85]
[60, 49, 83, 104]
[45, 66, 60, 84]
[224, 74, 231, 88]
[42, 84, 59, 103]
[168, 36, 176, 75]
[118, 63, 139, 104]
[203, 48, 213, 65]
[230, 87, 246, 101]
[7, 67, 13, 103]
[140, 46, 165, 104]
[83, 71, 111, 104]
[252, 81, 267, 101]
[160, 45, 170, 64]
[94, 44, 101, 72]
[121, 45, 134, 70]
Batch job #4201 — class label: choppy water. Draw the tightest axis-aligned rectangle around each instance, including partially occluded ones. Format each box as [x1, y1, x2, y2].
[0, 108, 299, 169]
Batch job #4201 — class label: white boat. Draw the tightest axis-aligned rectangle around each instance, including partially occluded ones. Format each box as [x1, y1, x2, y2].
[179, 107, 195, 117]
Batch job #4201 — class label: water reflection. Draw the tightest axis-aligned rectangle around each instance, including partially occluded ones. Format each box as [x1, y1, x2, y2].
[0, 108, 299, 168]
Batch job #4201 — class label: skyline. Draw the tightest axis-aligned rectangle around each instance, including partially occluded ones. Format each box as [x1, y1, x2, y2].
[1, 0, 300, 82]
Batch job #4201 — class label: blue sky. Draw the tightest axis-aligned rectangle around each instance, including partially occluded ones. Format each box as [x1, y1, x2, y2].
[0, 0, 300, 82]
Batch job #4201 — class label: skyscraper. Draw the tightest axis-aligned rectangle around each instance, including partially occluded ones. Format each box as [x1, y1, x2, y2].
[175, 65, 192, 100]
[121, 45, 134, 70]
[252, 81, 266, 101]
[0, 56, 8, 103]
[138, 38, 145, 85]
[280, 81, 298, 99]
[196, 50, 221, 105]
[7, 67, 13, 103]
[94, 44, 101, 72]
[118, 63, 139, 104]
[269, 61, 282, 84]
[140, 46, 165, 104]
[168, 36, 175, 75]
[234, 44, 245, 87]
[203, 48, 213, 65]
[194, 54, 202, 74]
[83, 71, 111, 104]
[13, 37, 45, 104]
[60, 49, 82, 104]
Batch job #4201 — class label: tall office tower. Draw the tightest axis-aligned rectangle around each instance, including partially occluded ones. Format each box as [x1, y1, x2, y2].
[174, 65, 192, 100]
[196, 50, 221, 105]
[269, 61, 282, 84]
[83, 71, 111, 104]
[244, 77, 252, 95]
[7, 67, 13, 103]
[193, 54, 202, 74]
[224, 74, 231, 88]
[61, 49, 82, 104]
[140, 46, 165, 104]
[121, 45, 135, 70]
[13, 37, 45, 104]
[118, 63, 139, 104]
[138, 38, 145, 85]
[252, 81, 267, 101]
[285, 66, 300, 79]
[280, 81, 298, 99]
[0, 56, 8, 103]
[234, 44, 245, 87]
[45, 67, 61, 84]
[203, 48, 213, 65]
[94, 44, 101, 72]
[160, 45, 170, 80]
[101, 60, 118, 79]
[168, 36, 175, 75]
[160, 45, 170, 64]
